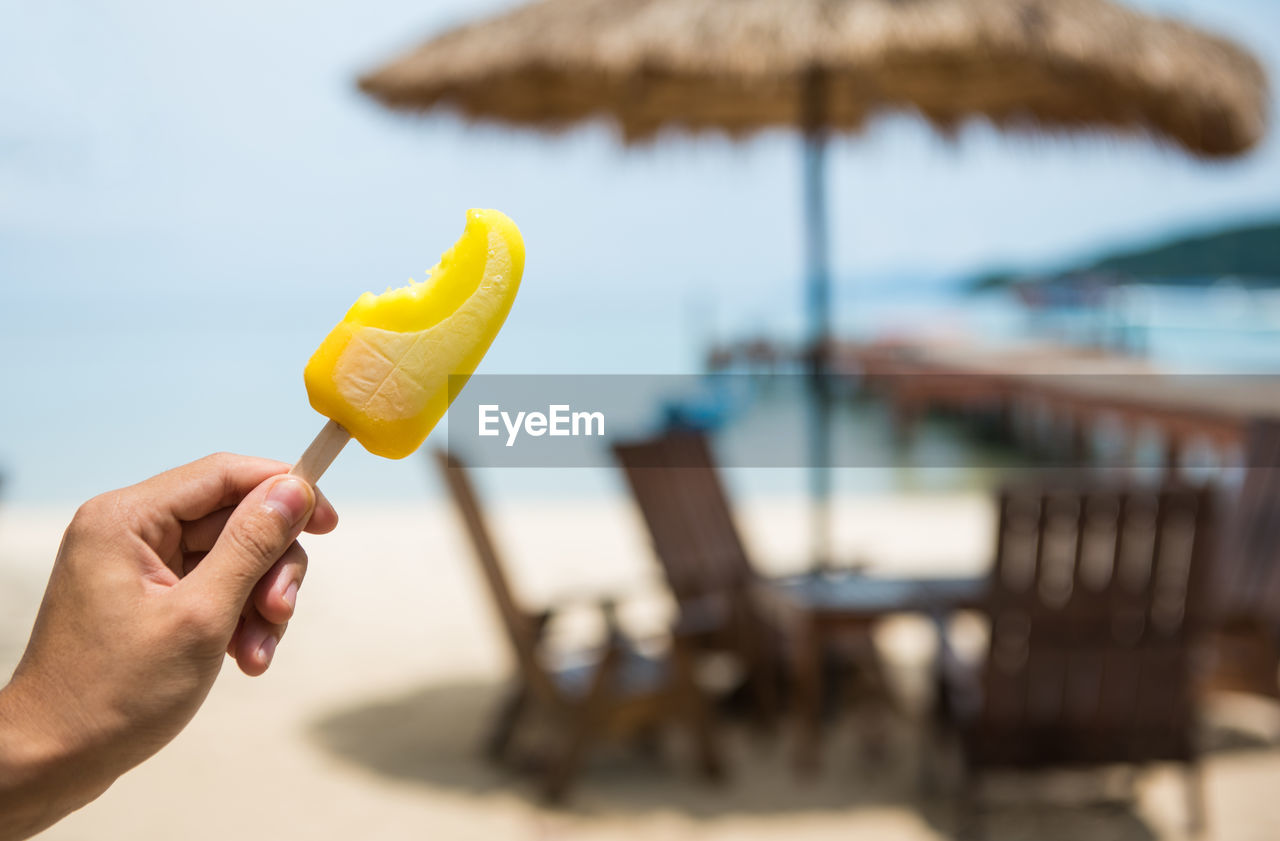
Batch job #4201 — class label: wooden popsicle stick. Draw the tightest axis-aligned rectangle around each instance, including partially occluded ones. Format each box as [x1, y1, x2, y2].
[290, 419, 351, 485]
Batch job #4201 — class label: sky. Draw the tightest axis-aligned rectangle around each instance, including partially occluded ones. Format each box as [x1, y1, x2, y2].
[1, 0, 1278, 503]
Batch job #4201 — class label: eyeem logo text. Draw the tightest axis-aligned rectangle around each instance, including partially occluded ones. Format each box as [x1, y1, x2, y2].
[478, 404, 606, 447]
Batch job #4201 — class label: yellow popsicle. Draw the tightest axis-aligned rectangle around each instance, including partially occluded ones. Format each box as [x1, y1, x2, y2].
[303, 208, 524, 460]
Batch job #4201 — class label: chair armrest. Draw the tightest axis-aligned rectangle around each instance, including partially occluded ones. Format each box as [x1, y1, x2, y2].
[538, 574, 661, 611]
[531, 598, 630, 653]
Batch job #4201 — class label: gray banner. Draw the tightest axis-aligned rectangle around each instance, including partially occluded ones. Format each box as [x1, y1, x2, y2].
[444, 373, 1280, 468]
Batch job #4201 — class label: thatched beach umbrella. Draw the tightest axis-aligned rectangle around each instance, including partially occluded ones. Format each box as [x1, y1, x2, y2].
[360, 0, 1267, 565]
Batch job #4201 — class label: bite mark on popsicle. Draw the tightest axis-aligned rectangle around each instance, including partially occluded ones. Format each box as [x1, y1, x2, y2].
[303, 209, 524, 460]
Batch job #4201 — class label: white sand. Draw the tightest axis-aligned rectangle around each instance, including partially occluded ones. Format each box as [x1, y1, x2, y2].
[2, 490, 1278, 841]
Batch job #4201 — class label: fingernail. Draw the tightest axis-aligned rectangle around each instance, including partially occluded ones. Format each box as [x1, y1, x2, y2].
[264, 476, 313, 526]
[258, 634, 278, 666]
[282, 580, 299, 611]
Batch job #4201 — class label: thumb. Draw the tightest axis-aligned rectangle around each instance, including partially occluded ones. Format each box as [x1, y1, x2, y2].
[184, 474, 315, 614]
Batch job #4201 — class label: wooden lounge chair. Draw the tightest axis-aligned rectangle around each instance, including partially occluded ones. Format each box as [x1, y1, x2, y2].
[613, 430, 900, 737]
[1205, 418, 1280, 701]
[612, 431, 790, 724]
[937, 481, 1216, 835]
[432, 449, 722, 801]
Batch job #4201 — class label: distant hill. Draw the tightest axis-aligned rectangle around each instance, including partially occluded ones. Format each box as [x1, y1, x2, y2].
[970, 218, 1280, 292]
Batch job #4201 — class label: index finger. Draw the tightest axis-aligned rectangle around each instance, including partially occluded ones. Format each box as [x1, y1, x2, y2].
[125, 452, 338, 529]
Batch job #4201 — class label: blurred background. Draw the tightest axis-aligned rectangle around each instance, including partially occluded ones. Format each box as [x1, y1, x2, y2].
[3, 1, 1280, 839]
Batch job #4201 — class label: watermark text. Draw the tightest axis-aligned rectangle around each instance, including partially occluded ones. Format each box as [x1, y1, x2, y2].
[478, 403, 605, 447]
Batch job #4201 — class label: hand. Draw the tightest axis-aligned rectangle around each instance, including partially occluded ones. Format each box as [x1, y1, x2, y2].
[0, 453, 338, 840]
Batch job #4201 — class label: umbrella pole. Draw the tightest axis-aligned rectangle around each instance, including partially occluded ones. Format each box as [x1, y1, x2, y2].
[803, 69, 832, 573]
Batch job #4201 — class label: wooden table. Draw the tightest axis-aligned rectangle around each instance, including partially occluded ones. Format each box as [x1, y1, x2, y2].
[773, 571, 986, 773]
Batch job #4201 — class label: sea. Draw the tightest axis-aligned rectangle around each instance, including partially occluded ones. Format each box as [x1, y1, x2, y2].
[3, 278, 1279, 508]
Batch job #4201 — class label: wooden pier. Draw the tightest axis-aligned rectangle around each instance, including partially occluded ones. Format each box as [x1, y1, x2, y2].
[707, 337, 1280, 470]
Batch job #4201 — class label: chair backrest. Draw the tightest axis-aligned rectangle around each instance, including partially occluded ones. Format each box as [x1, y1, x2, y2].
[613, 431, 756, 603]
[432, 449, 557, 701]
[971, 480, 1215, 767]
[1218, 418, 1280, 623]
